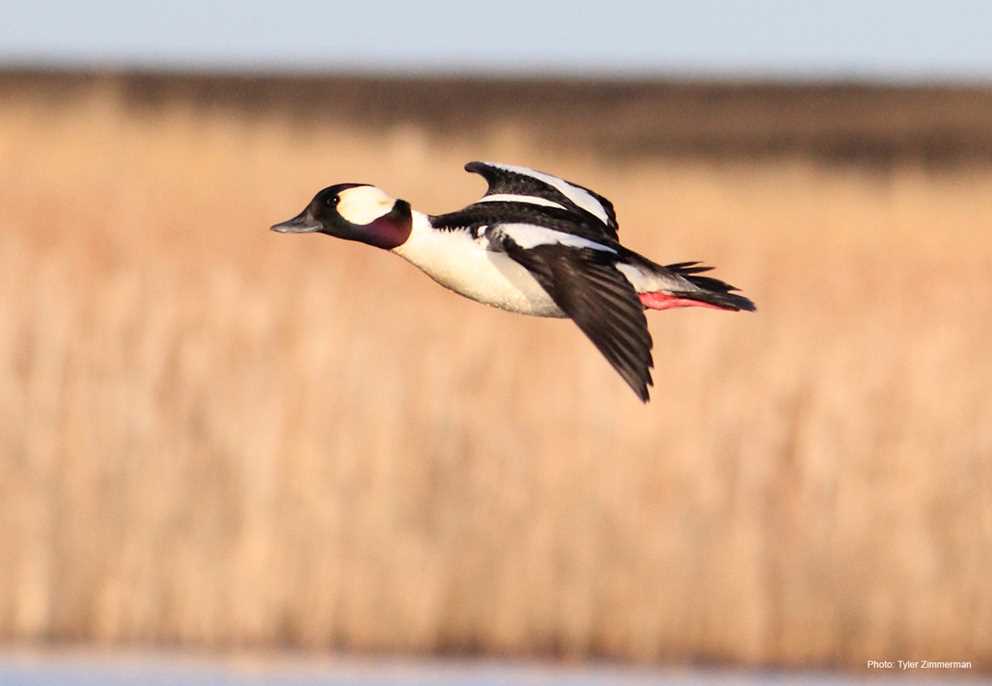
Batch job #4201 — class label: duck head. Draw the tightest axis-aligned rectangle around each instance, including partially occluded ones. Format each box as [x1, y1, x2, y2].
[271, 184, 412, 250]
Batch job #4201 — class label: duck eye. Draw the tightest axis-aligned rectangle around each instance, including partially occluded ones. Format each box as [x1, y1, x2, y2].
[325, 195, 338, 208]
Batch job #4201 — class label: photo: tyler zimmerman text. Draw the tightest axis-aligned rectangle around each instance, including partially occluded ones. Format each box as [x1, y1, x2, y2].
[866, 659, 973, 671]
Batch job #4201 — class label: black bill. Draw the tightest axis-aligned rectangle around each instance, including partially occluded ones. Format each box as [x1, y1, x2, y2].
[271, 210, 322, 233]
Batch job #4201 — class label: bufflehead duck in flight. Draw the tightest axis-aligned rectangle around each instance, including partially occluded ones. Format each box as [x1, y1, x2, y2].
[272, 161, 754, 402]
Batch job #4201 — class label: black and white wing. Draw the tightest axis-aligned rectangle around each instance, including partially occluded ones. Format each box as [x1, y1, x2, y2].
[464, 161, 620, 242]
[495, 225, 654, 402]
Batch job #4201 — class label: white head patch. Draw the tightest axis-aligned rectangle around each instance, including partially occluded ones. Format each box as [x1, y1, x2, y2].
[337, 186, 396, 225]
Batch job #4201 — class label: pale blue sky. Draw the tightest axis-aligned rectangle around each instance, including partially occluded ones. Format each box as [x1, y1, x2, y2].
[2, 0, 991, 80]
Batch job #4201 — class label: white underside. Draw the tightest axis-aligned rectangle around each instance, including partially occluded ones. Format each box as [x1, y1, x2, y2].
[392, 212, 682, 317]
[393, 213, 566, 317]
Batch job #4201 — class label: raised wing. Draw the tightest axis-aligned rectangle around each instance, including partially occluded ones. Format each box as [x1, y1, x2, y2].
[498, 230, 654, 402]
[465, 161, 620, 241]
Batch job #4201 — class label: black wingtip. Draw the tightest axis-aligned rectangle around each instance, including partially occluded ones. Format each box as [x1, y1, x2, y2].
[465, 161, 492, 177]
[618, 359, 654, 403]
[637, 384, 652, 403]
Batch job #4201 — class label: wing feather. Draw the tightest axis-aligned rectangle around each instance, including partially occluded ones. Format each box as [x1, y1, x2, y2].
[465, 161, 620, 240]
[500, 237, 654, 402]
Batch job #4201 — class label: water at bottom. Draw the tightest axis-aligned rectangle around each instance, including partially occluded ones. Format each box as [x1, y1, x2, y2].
[0, 651, 980, 686]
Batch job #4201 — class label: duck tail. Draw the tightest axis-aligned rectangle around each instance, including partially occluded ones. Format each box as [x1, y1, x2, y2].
[639, 261, 756, 312]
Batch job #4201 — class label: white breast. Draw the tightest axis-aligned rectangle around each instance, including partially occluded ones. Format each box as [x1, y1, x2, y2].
[392, 213, 565, 317]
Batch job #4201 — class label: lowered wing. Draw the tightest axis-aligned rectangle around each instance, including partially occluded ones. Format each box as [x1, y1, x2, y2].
[497, 227, 654, 402]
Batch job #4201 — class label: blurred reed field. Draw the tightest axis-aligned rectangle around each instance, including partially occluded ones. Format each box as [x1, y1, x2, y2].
[1, 72, 991, 669]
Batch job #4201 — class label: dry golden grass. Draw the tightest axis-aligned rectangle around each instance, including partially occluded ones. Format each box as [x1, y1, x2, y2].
[1, 86, 991, 669]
